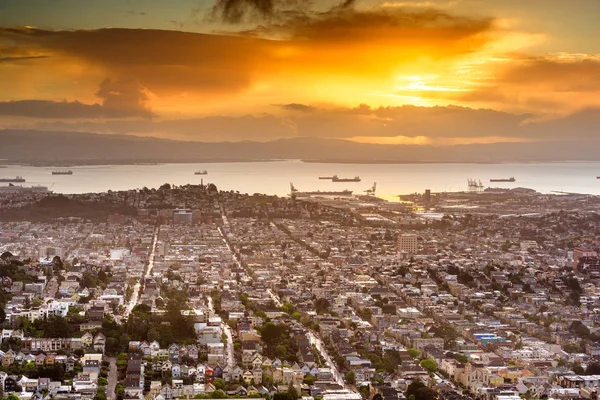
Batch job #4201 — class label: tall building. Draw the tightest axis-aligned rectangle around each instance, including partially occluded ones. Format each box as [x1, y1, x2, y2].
[173, 208, 193, 224]
[424, 189, 431, 203]
[397, 234, 418, 254]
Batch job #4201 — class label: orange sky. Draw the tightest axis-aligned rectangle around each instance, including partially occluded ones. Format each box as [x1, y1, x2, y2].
[1, 0, 600, 143]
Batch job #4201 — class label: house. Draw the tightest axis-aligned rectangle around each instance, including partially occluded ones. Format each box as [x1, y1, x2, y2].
[214, 364, 223, 378]
[205, 366, 214, 383]
[45, 353, 56, 367]
[81, 332, 94, 347]
[35, 353, 47, 367]
[179, 364, 188, 377]
[38, 377, 50, 392]
[223, 365, 233, 382]
[19, 376, 39, 392]
[149, 341, 160, 356]
[252, 365, 263, 384]
[243, 370, 254, 384]
[4, 375, 18, 392]
[93, 333, 106, 353]
[169, 344, 180, 363]
[2, 350, 15, 367]
[232, 366, 243, 382]
[66, 356, 77, 372]
[162, 360, 173, 373]
[187, 344, 199, 361]
[172, 363, 181, 378]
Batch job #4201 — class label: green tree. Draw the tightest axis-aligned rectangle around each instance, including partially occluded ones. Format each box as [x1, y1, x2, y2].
[213, 378, 226, 390]
[94, 392, 107, 400]
[407, 348, 420, 358]
[303, 374, 316, 385]
[345, 371, 356, 385]
[314, 298, 331, 314]
[115, 384, 125, 400]
[210, 390, 226, 399]
[420, 359, 437, 373]
[415, 387, 438, 400]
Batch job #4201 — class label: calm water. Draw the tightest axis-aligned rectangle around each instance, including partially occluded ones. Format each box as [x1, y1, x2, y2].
[1, 160, 599, 201]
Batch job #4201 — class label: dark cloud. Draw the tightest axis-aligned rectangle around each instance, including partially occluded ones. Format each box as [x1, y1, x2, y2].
[276, 103, 316, 112]
[95, 78, 154, 118]
[0, 77, 155, 119]
[0, 15, 493, 98]
[0, 28, 274, 96]
[0, 55, 48, 63]
[8, 104, 542, 141]
[211, 0, 276, 23]
[125, 11, 147, 16]
[501, 58, 600, 91]
[0, 99, 152, 119]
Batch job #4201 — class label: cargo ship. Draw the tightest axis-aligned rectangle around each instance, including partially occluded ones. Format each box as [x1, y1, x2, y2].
[490, 177, 515, 182]
[290, 183, 352, 197]
[52, 170, 73, 175]
[332, 175, 361, 182]
[0, 176, 25, 183]
[194, 170, 208, 175]
[319, 176, 334, 180]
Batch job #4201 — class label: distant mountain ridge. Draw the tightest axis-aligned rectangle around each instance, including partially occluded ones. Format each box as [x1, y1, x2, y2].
[1, 129, 599, 164]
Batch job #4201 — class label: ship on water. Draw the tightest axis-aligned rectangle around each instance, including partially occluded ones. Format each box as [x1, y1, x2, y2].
[331, 175, 361, 182]
[289, 183, 352, 197]
[194, 170, 208, 175]
[52, 170, 73, 175]
[0, 176, 25, 183]
[319, 176, 334, 180]
[490, 177, 515, 182]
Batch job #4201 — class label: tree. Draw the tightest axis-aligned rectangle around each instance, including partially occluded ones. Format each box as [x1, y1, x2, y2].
[406, 381, 426, 399]
[407, 348, 420, 358]
[115, 384, 125, 400]
[570, 321, 590, 338]
[345, 370, 356, 385]
[406, 381, 438, 400]
[414, 387, 438, 400]
[420, 359, 437, 373]
[213, 378, 226, 390]
[148, 328, 161, 342]
[94, 392, 107, 400]
[430, 325, 459, 350]
[303, 374, 316, 385]
[314, 298, 331, 314]
[288, 385, 299, 400]
[586, 362, 600, 375]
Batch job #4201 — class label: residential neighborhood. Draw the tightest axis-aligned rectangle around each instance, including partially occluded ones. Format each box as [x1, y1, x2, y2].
[0, 183, 600, 400]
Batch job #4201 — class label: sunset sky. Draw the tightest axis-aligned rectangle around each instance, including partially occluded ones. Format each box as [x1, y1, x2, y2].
[1, 0, 600, 144]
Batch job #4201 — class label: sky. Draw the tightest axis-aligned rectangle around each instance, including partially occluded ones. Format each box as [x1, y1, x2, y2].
[1, 0, 600, 144]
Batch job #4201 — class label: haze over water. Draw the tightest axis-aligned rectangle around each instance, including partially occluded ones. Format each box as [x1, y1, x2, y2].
[1, 160, 600, 200]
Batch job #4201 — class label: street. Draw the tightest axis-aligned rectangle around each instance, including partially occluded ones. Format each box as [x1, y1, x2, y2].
[307, 331, 350, 390]
[123, 226, 159, 319]
[106, 356, 117, 400]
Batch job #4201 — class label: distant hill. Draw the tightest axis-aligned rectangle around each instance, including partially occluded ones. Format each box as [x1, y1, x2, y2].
[1, 129, 599, 164]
